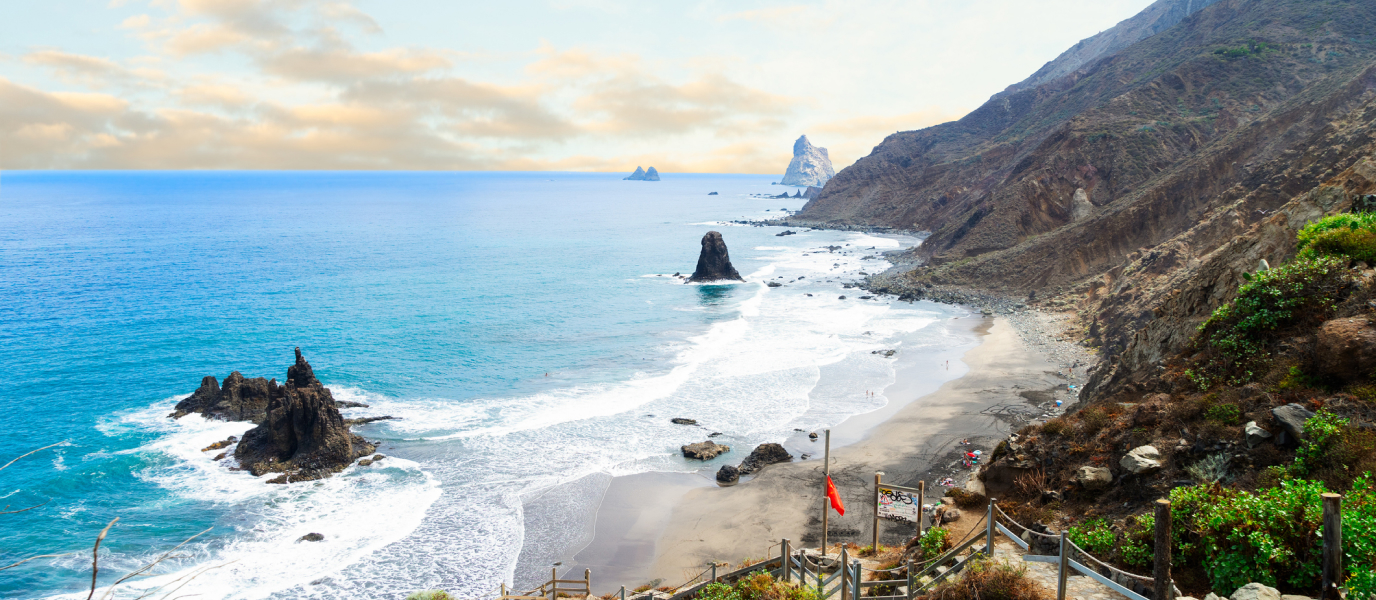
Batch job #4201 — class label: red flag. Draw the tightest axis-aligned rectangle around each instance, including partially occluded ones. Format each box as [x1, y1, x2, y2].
[826, 475, 846, 516]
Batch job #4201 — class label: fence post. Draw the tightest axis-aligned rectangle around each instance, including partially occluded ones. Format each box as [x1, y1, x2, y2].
[782, 538, 792, 583]
[822, 429, 832, 557]
[852, 560, 861, 600]
[985, 498, 996, 556]
[711, 563, 717, 584]
[918, 481, 925, 542]
[585, 569, 591, 596]
[873, 472, 883, 552]
[906, 559, 914, 600]
[1056, 532, 1068, 600]
[1153, 499, 1172, 600]
[1322, 493, 1343, 600]
[501, 583, 507, 599]
[620, 586, 626, 600]
[840, 546, 850, 600]
[551, 567, 558, 600]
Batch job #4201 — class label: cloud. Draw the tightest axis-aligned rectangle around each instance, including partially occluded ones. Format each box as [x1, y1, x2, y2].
[22, 50, 166, 89]
[262, 47, 451, 83]
[717, 6, 809, 23]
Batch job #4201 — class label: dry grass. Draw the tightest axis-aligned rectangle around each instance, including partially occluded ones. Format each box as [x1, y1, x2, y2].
[919, 557, 1050, 600]
[1013, 467, 1047, 498]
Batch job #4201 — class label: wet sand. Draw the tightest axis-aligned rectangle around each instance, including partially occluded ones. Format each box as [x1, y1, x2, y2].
[558, 315, 1065, 592]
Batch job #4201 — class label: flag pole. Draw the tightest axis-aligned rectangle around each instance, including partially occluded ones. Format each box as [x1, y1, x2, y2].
[821, 429, 830, 557]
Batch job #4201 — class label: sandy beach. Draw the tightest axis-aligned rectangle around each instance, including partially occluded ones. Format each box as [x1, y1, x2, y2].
[554, 313, 1081, 593]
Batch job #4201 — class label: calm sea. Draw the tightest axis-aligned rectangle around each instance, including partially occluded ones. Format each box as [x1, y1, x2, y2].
[0, 171, 973, 599]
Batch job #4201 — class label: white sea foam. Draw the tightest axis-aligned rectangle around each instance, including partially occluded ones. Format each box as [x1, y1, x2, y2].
[72, 229, 964, 600]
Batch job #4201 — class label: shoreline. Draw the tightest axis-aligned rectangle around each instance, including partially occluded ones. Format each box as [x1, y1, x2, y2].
[553, 312, 1081, 593]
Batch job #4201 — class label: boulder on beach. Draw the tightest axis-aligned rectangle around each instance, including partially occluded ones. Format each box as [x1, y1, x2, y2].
[716, 465, 740, 484]
[234, 348, 377, 483]
[738, 443, 792, 474]
[682, 440, 730, 460]
[686, 231, 744, 283]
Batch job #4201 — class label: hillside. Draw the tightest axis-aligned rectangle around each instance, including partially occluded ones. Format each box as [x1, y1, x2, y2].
[793, 0, 1376, 399]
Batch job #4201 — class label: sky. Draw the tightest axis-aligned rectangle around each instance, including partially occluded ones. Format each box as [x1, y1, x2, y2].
[0, 0, 1156, 173]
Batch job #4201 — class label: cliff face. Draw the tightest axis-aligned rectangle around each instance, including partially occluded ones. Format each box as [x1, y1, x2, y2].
[1000, 0, 1224, 96]
[801, 0, 1376, 264]
[780, 136, 835, 187]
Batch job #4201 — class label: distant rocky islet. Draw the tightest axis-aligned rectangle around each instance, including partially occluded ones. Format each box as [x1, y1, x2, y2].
[623, 166, 661, 181]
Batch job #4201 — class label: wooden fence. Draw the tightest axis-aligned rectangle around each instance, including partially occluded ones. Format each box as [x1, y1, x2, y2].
[492, 492, 1351, 600]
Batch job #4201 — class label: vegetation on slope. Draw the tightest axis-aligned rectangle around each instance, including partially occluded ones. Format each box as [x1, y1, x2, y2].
[980, 206, 1376, 597]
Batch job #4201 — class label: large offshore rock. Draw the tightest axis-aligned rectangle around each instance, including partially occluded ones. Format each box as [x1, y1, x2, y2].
[171, 371, 282, 423]
[780, 135, 835, 187]
[738, 443, 793, 474]
[233, 348, 375, 483]
[686, 231, 744, 283]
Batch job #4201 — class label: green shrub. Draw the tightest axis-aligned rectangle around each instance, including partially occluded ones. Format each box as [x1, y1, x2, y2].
[1039, 418, 1069, 437]
[1068, 517, 1115, 556]
[703, 572, 817, 600]
[924, 557, 1049, 600]
[1298, 212, 1376, 262]
[405, 591, 453, 600]
[1205, 403, 1243, 425]
[1119, 515, 1155, 568]
[1291, 409, 1376, 489]
[917, 527, 952, 561]
[1170, 480, 1327, 590]
[1191, 255, 1350, 387]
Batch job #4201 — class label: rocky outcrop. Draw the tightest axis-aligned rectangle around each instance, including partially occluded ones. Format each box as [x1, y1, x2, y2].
[716, 465, 740, 484]
[1315, 317, 1376, 380]
[624, 166, 661, 181]
[686, 231, 744, 283]
[171, 373, 281, 423]
[170, 349, 379, 484]
[738, 443, 792, 474]
[681, 441, 730, 460]
[780, 136, 835, 187]
[235, 385, 375, 482]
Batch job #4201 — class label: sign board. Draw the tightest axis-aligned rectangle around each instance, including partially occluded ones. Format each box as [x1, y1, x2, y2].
[877, 487, 921, 523]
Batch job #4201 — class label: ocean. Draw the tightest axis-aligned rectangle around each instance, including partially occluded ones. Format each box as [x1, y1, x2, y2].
[0, 171, 976, 599]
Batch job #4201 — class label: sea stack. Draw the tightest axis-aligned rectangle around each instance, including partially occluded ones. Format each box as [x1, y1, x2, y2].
[234, 348, 375, 483]
[780, 135, 835, 187]
[624, 166, 661, 181]
[686, 231, 744, 283]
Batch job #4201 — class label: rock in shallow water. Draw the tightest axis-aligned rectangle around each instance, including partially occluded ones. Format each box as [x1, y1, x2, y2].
[298, 533, 325, 543]
[686, 231, 744, 283]
[738, 443, 792, 474]
[670, 418, 697, 425]
[681, 441, 730, 460]
[716, 465, 739, 484]
[234, 348, 376, 483]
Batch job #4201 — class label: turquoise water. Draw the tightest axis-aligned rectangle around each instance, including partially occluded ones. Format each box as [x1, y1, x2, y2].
[0, 171, 972, 599]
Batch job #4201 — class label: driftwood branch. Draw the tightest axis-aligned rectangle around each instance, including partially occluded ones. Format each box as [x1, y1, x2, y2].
[0, 441, 68, 473]
[100, 527, 214, 600]
[0, 552, 72, 572]
[0, 499, 51, 515]
[88, 518, 119, 600]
